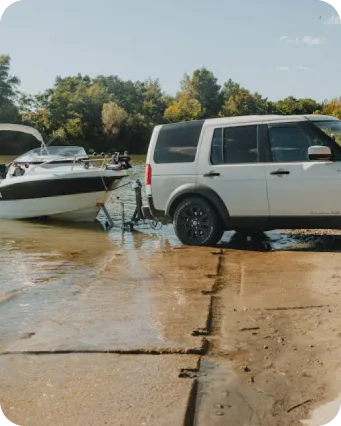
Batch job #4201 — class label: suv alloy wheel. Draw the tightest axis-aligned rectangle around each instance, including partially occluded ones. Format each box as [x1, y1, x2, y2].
[173, 197, 224, 246]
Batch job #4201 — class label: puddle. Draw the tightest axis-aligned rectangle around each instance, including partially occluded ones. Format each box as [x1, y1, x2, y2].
[301, 394, 341, 426]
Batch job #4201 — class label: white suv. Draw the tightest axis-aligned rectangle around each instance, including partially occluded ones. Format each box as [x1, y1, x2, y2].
[144, 114, 341, 246]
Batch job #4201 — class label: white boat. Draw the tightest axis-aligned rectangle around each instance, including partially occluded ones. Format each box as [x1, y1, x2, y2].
[0, 124, 131, 222]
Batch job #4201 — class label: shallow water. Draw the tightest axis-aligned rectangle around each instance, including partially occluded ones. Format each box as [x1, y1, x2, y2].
[0, 154, 176, 348]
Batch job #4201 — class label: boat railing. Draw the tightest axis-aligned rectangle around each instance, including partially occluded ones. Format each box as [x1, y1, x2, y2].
[8, 153, 129, 178]
[22, 156, 81, 175]
[85, 157, 110, 169]
[17, 155, 113, 176]
[71, 156, 110, 171]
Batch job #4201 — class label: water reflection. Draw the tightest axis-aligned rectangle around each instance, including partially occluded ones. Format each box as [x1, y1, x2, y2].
[220, 230, 341, 253]
[0, 218, 172, 350]
[0, 216, 214, 353]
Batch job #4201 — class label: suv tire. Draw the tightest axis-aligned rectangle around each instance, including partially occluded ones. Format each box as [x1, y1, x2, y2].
[173, 197, 224, 246]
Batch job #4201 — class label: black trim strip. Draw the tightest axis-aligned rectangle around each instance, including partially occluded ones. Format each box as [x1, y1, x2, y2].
[0, 176, 124, 201]
[258, 124, 272, 163]
[15, 159, 88, 165]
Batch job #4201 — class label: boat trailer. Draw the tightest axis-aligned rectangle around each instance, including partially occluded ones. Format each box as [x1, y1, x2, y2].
[98, 179, 162, 232]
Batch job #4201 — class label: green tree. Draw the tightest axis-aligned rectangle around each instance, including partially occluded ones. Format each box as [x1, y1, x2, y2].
[21, 108, 50, 138]
[0, 55, 21, 123]
[164, 92, 202, 122]
[181, 68, 222, 118]
[0, 55, 20, 103]
[320, 98, 341, 119]
[94, 75, 143, 114]
[300, 98, 322, 114]
[0, 103, 20, 123]
[30, 74, 107, 146]
[140, 79, 167, 124]
[274, 96, 322, 115]
[221, 78, 242, 100]
[0, 55, 25, 153]
[220, 88, 269, 117]
[102, 102, 129, 135]
[17, 93, 35, 114]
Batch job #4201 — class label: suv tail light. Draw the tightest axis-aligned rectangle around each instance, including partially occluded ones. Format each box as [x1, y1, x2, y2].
[145, 164, 152, 186]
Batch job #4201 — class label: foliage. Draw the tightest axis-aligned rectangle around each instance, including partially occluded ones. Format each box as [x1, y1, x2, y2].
[274, 96, 322, 115]
[180, 67, 221, 118]
[320, 98, 341, 119]
[0, 56, 340, 154]
[221, 78, 243, 100]
[0, 55, 20, 102]
[221, 88, 269, 117]
[164, 92, 202, 122]
[102, 102, 129, 135]
[0, 55, 20, 123]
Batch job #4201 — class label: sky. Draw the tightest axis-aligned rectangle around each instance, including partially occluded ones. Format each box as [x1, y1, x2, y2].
[0, 0, 340, 102]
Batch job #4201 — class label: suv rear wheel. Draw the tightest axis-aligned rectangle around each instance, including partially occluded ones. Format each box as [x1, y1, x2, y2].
[173, 197, 224, 246]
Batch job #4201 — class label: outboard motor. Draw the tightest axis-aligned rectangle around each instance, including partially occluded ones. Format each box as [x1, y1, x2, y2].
[118, 152, 132, 170]
[106, 151, 132, 170]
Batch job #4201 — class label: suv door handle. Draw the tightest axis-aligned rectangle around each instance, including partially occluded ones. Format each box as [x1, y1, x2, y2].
[203, 171, 220, 177]
[270, 169, 290, 176]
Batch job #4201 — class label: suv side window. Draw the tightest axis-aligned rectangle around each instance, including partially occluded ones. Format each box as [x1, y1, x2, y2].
[268, 123, 323, 163]
[211, 125, 258, 165]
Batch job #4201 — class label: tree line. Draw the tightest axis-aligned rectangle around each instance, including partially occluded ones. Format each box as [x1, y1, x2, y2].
[1, 54, 341, 155]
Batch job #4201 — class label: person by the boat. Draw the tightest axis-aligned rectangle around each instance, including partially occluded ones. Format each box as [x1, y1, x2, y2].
[13, 164, 25, 177]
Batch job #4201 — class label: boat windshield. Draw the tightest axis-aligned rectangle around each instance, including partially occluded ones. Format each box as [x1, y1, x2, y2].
[312, 119, 341, 146]
[14, 146, 88, 163]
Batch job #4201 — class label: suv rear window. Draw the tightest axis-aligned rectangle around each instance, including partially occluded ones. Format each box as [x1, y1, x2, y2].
[211, 125, 258, 165]
[153, 120, 204, 164]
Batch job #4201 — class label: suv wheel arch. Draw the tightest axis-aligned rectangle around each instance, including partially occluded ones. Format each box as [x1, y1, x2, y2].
[166, 184, 230, 229]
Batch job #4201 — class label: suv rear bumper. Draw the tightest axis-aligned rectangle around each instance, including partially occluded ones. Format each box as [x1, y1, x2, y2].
[143, 196, 170, 223]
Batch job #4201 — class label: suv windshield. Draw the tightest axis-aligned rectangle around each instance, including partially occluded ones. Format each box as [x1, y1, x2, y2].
[312, 119, 341, 146]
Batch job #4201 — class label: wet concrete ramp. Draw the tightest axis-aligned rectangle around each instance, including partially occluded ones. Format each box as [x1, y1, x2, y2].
[222, 250, 340, 310]
[0, 354, 199, 426]
[3, 247, 218, 354]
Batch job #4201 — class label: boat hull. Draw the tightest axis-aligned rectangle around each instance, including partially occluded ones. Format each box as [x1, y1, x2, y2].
[0, 175, 124, 222]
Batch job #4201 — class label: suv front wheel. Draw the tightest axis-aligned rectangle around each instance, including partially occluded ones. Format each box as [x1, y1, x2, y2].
[173, 197, 224, 246]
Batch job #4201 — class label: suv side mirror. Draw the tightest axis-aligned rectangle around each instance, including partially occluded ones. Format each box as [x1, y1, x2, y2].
[308, 145, 332, 161]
